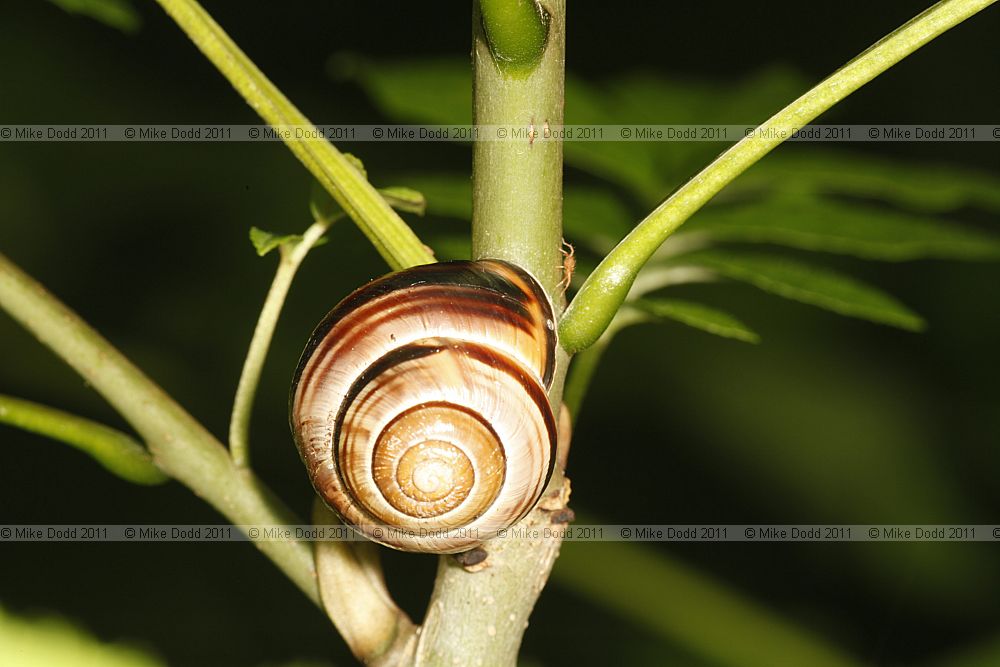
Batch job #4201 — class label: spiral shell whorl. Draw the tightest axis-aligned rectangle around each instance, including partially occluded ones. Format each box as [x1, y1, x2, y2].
[290, 260, 557, 553]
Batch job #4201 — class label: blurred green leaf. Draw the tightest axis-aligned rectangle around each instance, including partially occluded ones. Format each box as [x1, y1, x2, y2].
[656, 338, 994, 604]
[0, 604, 163, 667]
[340, 57, 1000, 246]
[561, 77, 662, 200]
[633, 298, 760, 343]
[553, 537, 862, 667]
[328, 55, 471, 124]
[740, 149, 1000, 213]
[562, 187, 634, 253]
[386, 173, 633, 255]
[683, 197, 1000, 261]
[610, 67, 808, 186]
[338, 57, 809, 203]
[47, 0, 140, 33]
[671, 249, 925, 330]
[563, 67, 809, 202]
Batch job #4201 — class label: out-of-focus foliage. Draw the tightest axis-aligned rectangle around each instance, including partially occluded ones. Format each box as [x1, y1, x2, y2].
[682, 196, 1000, 261]
[0, 605, 163, 667]
[631, 298, 760, 344]
[554, 534, 860, 667]
[45, 0, 140, 33]
[3, 4, 999, 665]
[664, 249, 926, 330]
[340, 56, 1000, 342]
[337, 55, 1000, 664]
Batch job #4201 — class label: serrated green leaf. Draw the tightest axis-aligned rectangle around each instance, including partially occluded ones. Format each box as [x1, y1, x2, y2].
[632, 298, 760, 343]
[670, 250, 925, 331]
[562, 77, 663, 200]
[48, 0, 141, 33]
[684, 197, 1000, 261]
[740, 149, 1000, 213]
[376, 186, 426, 216]
[562, 69, 808, 201]
[337, 58, 809, 203]
[340, 57, 1000, 221]
[248, 227, 303, 257]
[607, 66, 808, 184]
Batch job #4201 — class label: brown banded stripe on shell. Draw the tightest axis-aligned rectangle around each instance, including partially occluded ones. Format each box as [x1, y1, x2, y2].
[290, 260, 558, 553]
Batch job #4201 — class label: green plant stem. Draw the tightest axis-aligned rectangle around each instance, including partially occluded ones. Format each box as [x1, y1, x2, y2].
[313, 501, 416, 664]
[471, 0, 564, 298]
[414, 3, 569, 666]
[0, 252, 319, 604]
[0, 394, 167, 485]
[152, 0, 434, 272]
[558, 0, 997, 353]
[229, 218, 334, 467]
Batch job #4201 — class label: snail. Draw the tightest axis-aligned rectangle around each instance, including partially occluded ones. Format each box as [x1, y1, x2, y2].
[290, 259, 558, 553]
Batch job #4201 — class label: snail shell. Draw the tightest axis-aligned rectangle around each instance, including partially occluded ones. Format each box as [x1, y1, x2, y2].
[290, 260, 558, 553]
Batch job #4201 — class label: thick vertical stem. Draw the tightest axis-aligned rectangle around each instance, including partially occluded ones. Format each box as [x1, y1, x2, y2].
[413, 3, 569, 666]
[471, 0, 565, 299]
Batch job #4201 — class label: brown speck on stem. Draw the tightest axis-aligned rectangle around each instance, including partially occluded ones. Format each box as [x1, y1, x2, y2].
[549, 507, 575, 524]
[454, 546, 489, 571]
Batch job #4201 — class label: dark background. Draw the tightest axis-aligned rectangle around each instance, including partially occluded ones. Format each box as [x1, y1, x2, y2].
[1, 1, 998, 665]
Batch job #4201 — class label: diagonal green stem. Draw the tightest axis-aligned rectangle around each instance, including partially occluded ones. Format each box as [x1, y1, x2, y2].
[152, 0, 434, 272]
[559, 0, 997, 353]
[229, 216, 338, 467]
[0, 252, 319, 604]
[0, 394, 168, 485]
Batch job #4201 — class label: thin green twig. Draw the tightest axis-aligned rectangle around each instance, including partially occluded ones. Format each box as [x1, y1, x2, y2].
[559, 0, 997, 353]
[153, 0, 434, 271]
[0, 394, 168, 485]
[229, 216, 339, 467]
[0, 252, 319, 604]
